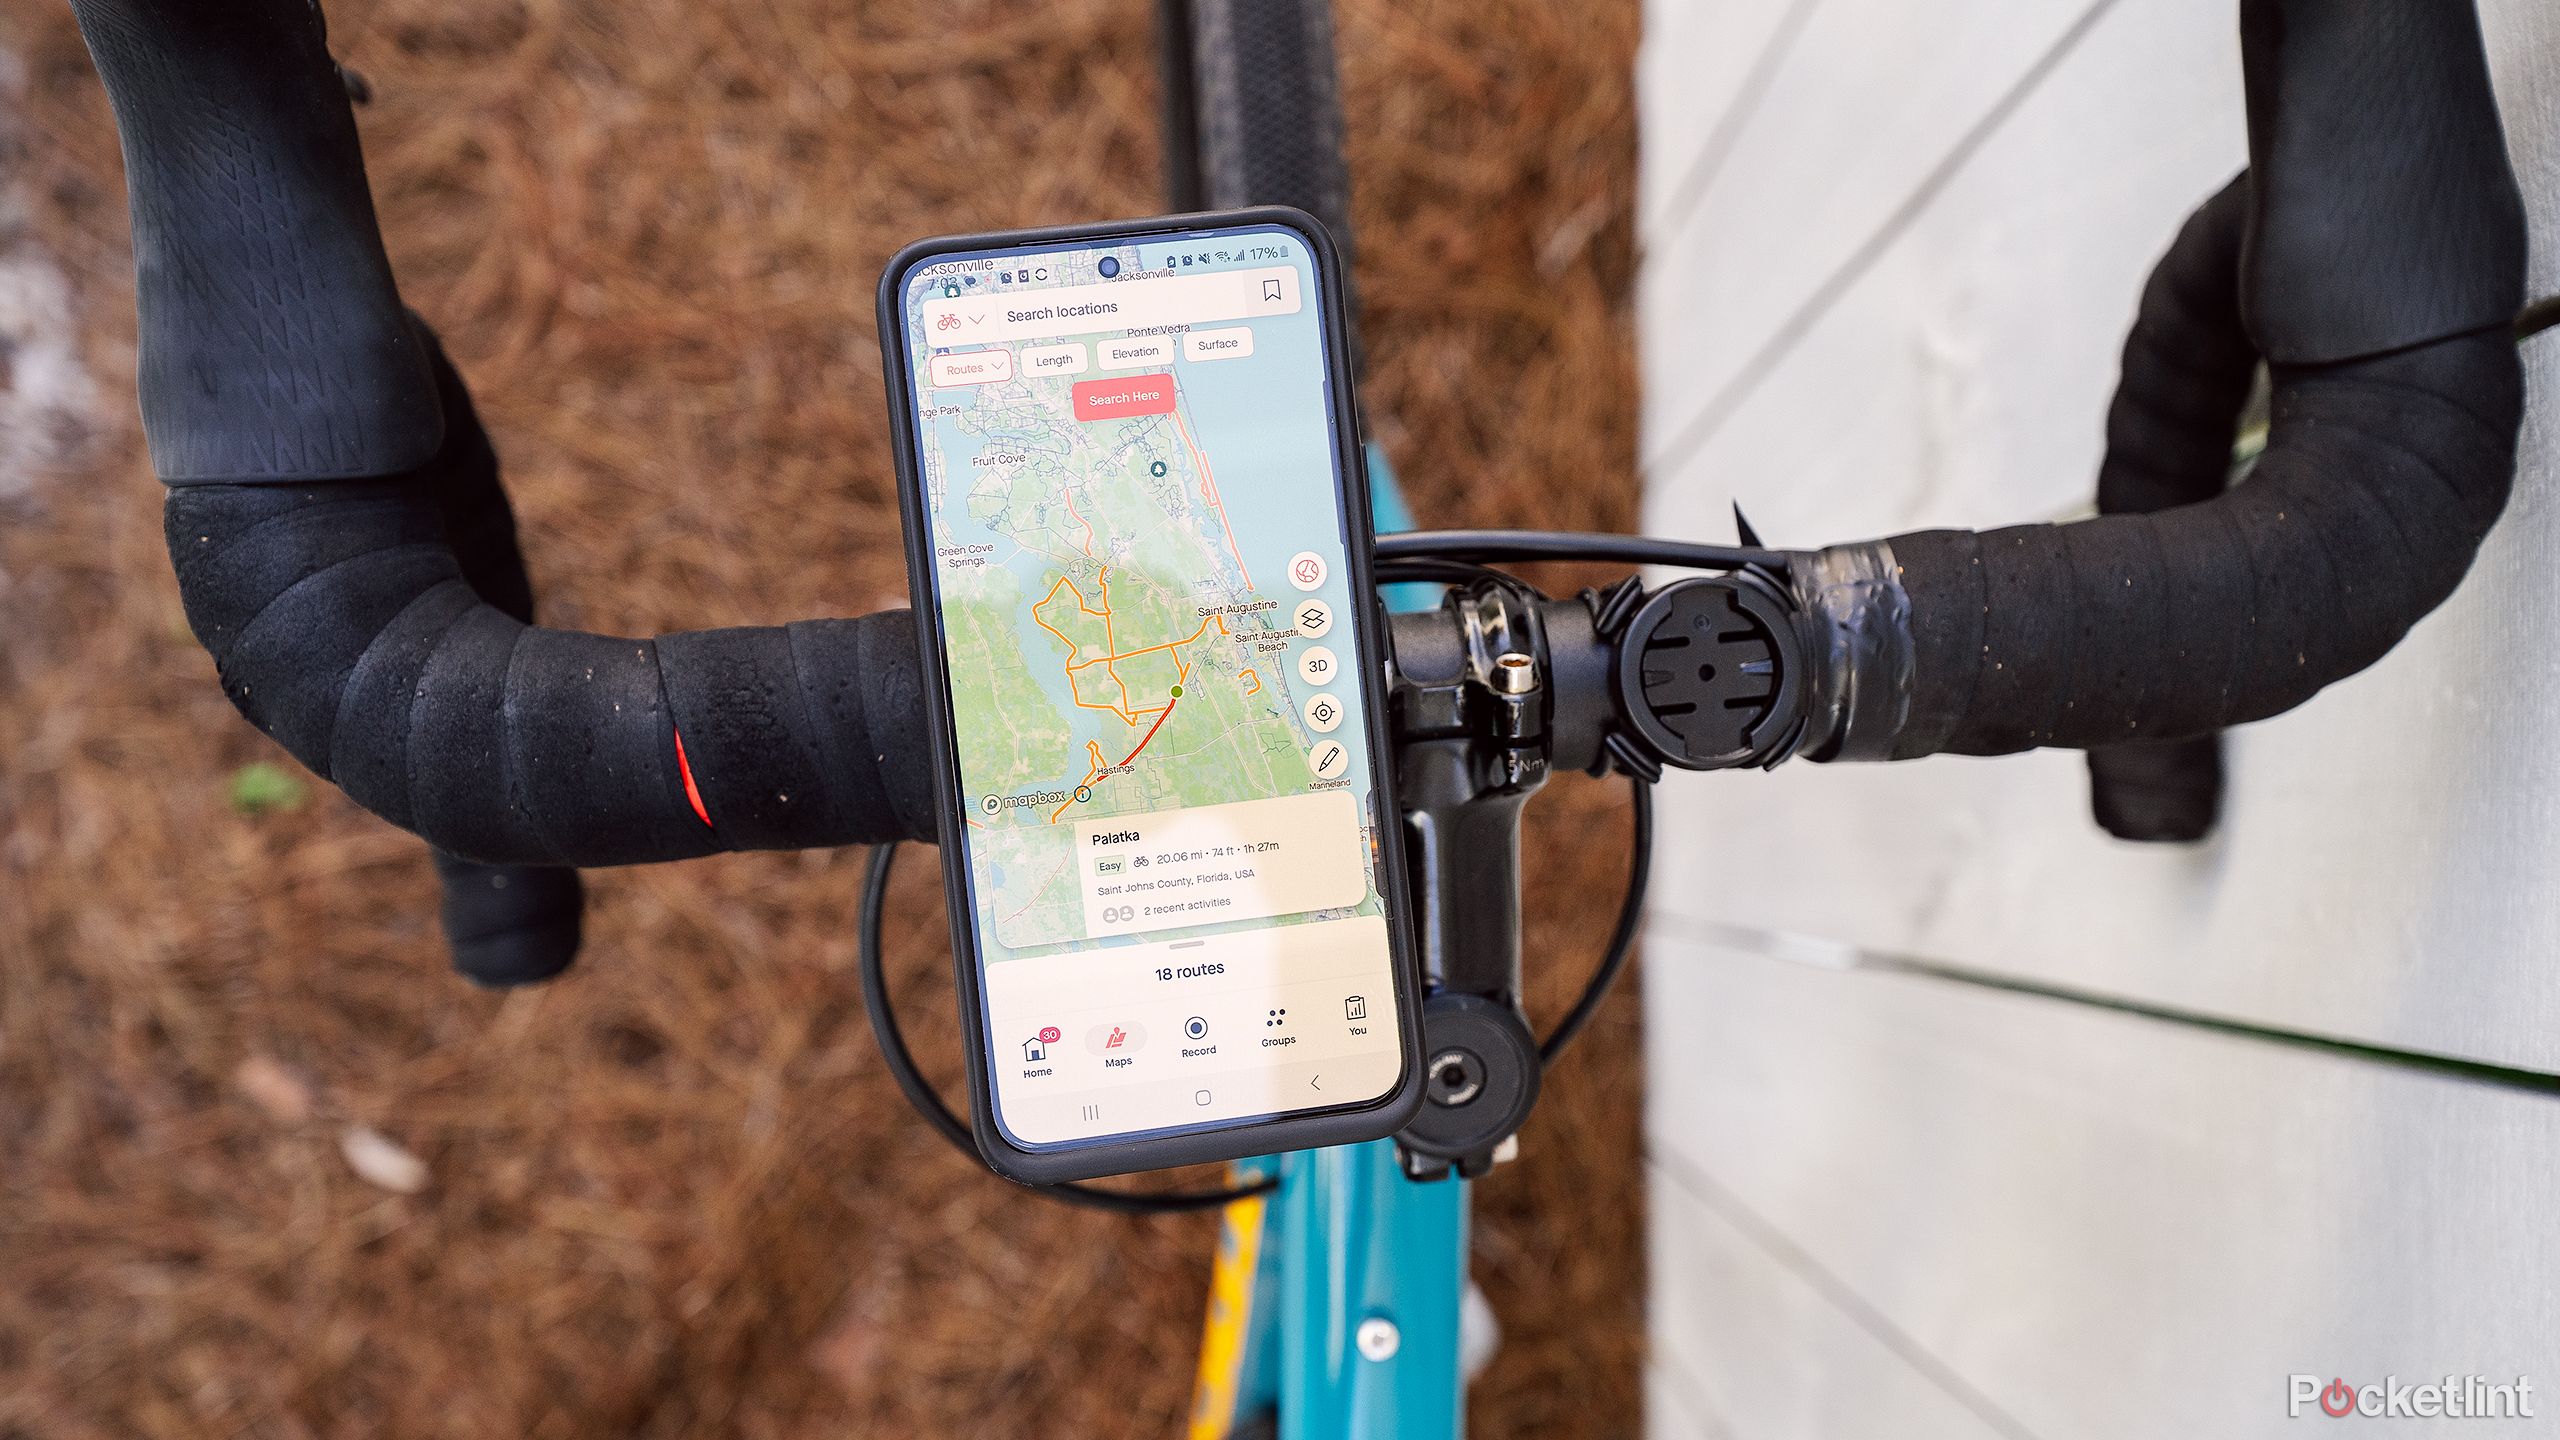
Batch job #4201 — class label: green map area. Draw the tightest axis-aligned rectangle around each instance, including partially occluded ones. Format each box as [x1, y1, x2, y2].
[929, 356, 1324, 953]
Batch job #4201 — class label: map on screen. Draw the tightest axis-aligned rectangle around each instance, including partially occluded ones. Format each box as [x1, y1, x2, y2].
[901, 229, 1383, 960]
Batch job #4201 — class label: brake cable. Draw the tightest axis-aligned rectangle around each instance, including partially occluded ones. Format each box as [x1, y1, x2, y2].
[1377, 529, 1782, 574]
[859, 841, 1277, 1215]
[1536, 774, 1652, 1066]
[861, 533, 1701, 1203]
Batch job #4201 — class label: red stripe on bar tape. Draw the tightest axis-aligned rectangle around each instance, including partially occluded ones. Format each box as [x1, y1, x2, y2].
[672, 726, 713, 828]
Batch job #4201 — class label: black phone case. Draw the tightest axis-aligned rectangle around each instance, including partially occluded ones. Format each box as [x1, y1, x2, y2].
[876, 206, 1425, 1185]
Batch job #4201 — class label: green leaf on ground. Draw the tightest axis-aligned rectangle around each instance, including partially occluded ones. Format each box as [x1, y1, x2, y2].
[229, 761, 309, 817]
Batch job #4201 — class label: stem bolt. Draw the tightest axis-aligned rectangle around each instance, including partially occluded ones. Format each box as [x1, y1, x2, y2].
[1356, 1315, 1401, 1362]
[1490, 651, 1536, 695]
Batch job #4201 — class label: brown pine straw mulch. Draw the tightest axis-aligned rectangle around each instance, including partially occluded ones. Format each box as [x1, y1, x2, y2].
[0, 1, 1650, 1434]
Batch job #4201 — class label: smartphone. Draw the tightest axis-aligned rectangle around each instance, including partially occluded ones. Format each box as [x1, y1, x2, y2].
[878, 208, 1423, 1183]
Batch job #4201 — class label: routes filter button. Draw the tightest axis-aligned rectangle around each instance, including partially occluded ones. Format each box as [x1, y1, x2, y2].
[1287, 551, 1329, 591]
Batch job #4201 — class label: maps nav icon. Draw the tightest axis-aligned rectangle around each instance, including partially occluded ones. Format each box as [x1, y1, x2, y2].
[1072, 374, 1177, 422]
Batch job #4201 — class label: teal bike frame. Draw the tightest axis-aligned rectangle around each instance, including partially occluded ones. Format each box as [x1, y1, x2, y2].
[1186, 450, 1469, 1440]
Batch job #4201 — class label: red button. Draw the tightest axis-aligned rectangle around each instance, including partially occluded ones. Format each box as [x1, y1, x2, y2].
[1072, 373, 1177, 422]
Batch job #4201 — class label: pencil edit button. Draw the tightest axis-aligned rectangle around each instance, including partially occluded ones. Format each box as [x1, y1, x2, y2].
[928, 349, 1012, 386]
[1071, 373, 1178, 422]
[1100, 337, 1174, 369]
[1023, 342, 1088, 376]
[1182, 326, 1254, 362]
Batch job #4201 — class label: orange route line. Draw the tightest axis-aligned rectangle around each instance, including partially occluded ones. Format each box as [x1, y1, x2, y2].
[1066, 612, 1227, 672]
[1033, 571, 1216, 728]
[1045, 659, 1194, 822]
[1030, 575, 1130, 698]
[1062, 490, 1098, 557]
[1040, 654, 1206, 822]
[1098, 568, 1134, 714]
[1044, 737, 1116, 819]
[1022, 446, 1241, 816]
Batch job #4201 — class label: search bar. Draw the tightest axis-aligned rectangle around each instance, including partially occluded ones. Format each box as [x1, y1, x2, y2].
[922, 266, 1302, 346]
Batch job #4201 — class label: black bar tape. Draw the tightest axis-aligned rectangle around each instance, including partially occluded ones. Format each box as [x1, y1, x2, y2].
[433, 850, 583, 988]
[2237, 0, 2527, 365]
[2095, 178, 2258, 520]
[2088, 738, 2225, 845]
[408, 327, 583, 981]
[2084, 176, 2258, 841]
[163, 361, 938, 866]
[75, 0, 939, 874]
[1867, 336, 2519, 758]
[1798, 0, 2526, 765]
[69, 0, 442, 480]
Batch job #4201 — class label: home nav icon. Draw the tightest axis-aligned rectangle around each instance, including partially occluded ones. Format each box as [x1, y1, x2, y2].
[1023, 1037, 1048, 1062]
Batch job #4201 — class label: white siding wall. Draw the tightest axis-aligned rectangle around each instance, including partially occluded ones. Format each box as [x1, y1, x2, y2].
[1637, 1, 2560, 1434]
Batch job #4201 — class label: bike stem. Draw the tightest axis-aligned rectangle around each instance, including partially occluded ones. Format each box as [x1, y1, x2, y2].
[1378, 568, 1808, 1180]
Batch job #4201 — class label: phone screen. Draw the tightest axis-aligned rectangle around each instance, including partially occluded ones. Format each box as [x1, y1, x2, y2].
[891, 221, 1407, 1152]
